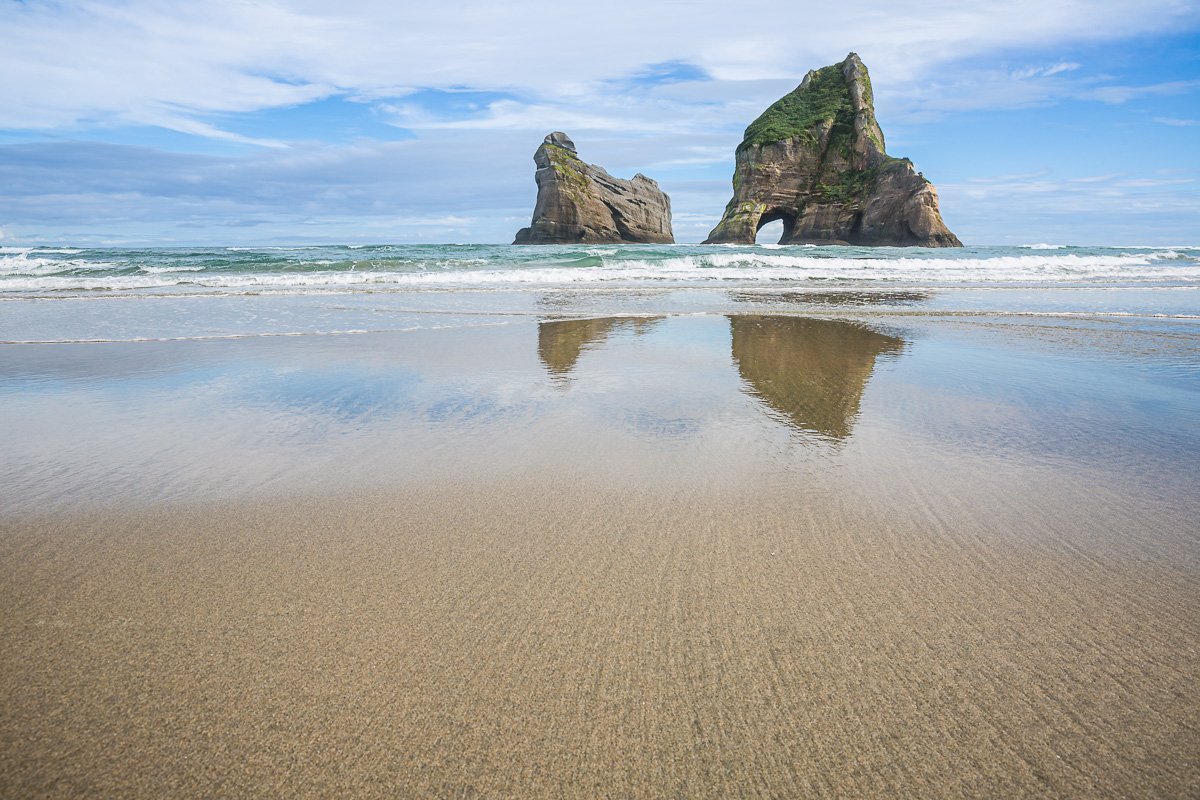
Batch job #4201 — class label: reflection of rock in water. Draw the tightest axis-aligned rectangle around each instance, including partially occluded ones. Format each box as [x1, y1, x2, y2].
[537, 317, 660, 378]
[729, 316, 904, 439]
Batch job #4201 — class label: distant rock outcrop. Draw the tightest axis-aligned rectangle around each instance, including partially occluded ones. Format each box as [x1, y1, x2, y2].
[514, 132, 674, 245]
[704, 53, 961, 247]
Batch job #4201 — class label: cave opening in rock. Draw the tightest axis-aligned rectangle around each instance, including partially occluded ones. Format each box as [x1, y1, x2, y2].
[847, 211, 865, 244]
[755, 209, 796, 245]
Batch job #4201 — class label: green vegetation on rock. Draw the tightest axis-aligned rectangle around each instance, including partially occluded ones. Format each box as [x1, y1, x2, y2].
[813, 168, 873, 205]
[812, 156, 908, 205]
[544, 143, 592, 201]
[739, 64, 855, 151]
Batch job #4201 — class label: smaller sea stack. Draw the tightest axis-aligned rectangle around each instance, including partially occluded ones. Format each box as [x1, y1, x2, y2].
[514, 132, 674, 245]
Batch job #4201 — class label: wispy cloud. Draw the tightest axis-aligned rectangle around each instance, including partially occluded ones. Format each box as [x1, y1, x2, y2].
[968, 171, 1053, 184]
[940, 168, 1200, 244]
[134, 115, 290, 149]
[380, 100, 651, 134]
[1086, 79, 1200, 104]
[1155, 116, 1200, 127]
[0, 137, 533, 244]
[1042, 62, 1083, 77]
[1010, 62, 1082, 79]
[956, 172, 1197, 196]
[1068, 173, 1126, 183]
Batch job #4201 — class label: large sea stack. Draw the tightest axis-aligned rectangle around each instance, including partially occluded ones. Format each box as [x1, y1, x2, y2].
[704, 53, 961, 247]
[513, 132, 674, 245]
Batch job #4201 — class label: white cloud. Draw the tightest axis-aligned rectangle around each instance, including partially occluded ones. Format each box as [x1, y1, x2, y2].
[957, 172, 1194, 207]
[877, 65, 1130, 122]
[136, 116, 290, 149]
[1042, 62, 1082, 77]
[378, 100, 656, 134]
[939, 168, 1200, 244]
[0, 135, 539, 243]
[379, 215, 476, 227]
[1010, 62, 1081, 80]
[2, 0, 1198, 138]
[1067, 173, 1127, 183]
[968, 171, 1052, 184]
[1155, 116, 1200, 127]
[378, 92, 739, 138]
[1087, 79, 1200, 104]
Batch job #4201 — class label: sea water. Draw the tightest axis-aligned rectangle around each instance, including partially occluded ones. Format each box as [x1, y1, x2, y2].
[1, 243, 1198, 342]
[1, 242, 1198, 514]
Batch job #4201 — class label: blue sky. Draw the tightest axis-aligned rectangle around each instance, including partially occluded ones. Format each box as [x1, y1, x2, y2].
[1, 0, 1198, 246]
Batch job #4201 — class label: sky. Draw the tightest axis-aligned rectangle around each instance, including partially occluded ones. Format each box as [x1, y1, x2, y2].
[1, 0, 1198, 246]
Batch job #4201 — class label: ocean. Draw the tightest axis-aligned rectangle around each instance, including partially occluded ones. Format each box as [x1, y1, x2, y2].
[3, 242, 1199, 342]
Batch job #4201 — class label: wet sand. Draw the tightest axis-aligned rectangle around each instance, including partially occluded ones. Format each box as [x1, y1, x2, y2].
[1, 313, 1198, 797]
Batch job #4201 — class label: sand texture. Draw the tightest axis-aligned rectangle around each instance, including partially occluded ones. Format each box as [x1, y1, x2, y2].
[2, 476, 1197, 798]
[2, 313, 1198, 797]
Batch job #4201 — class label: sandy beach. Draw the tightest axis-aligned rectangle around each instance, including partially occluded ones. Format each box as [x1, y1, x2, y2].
[2, 310, 1198, 797]
[5, 0, 1200, 790]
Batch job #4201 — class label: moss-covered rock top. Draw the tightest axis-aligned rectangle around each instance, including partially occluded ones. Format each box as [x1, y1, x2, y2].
[541, 142, 591, 200]
[739, 61, 857, 151]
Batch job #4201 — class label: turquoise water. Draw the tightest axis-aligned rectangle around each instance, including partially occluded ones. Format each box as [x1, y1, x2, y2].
[3, 243, 1199, 294]
[1, 243, 1198, 342]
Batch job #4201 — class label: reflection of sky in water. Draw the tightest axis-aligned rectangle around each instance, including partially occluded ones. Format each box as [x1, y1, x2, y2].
[1, 312, 1197, 513]
[239, 369, 425, 425]
[616, 410, 705, 441]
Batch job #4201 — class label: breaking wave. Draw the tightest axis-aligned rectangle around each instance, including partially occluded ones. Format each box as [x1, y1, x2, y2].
[1, 244, 1198, 296]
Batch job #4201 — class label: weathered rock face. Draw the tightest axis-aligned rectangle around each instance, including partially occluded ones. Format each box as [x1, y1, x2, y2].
[704, 53, 961, 247]
[514, 132, 674, 244]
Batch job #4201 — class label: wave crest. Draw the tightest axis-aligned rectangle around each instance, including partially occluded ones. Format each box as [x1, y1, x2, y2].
[2, 246, 1198, 295]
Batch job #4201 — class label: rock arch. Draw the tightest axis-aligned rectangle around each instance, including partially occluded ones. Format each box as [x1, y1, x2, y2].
[704, 54, 960, 247]
[754, 208, 796, 244]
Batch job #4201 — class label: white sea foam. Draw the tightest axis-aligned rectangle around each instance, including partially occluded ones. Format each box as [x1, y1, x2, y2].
[2, 249, 1198, 294]
[0, 253, 115, 276]
[139, 265, 206, 274]
[0, 247, 82, 254]
[1023, 243, 1067, 250]
[1, 246, 1198, 297]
